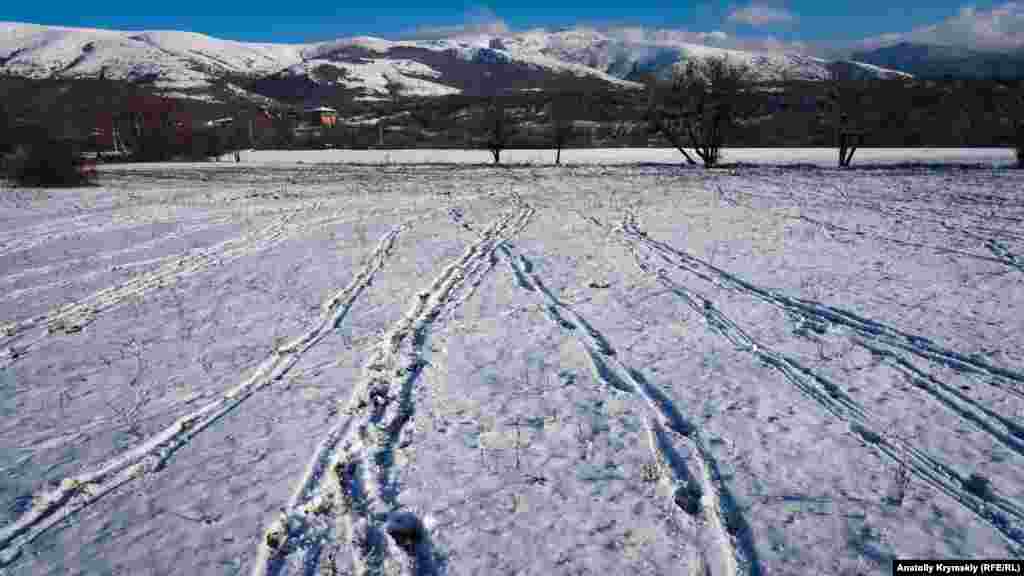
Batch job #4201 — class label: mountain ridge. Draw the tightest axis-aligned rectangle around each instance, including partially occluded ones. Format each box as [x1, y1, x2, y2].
[851, 41, 1024, 80]
[1, 21, 914, 103]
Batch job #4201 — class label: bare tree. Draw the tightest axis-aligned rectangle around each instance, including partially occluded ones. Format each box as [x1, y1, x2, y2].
[826, 66, 868, 168]
[0, 102, 11, 156]
[646, 56, 754, 168]
[1012, 88, 1024, 168]
[1017, 120, 1024, 169]
[482, 98, 514, 165]
[547, 94, 576, 165]
[986, 82, 1024, 168]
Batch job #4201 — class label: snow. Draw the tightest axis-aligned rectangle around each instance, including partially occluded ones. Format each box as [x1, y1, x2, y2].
[503, 27, 908, 83]
[1, 151, 1023, 574]
[0, 22, 907, 102]
[0, 22, 635, 97]
[222, 83, 276, 105]
[844, 60, 915, 79]
[104, 147, 1018, 168]
[301, 36, 407, 59]
[128, 31, 305, 75]
[285, 58, 460, 98]
[333, 59, 459, 97]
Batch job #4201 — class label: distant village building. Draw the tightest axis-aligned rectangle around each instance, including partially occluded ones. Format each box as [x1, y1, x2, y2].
[91, 96, 192, 157]
[201, 108, 279, 150]
[305, 106, 338, 128]
[90, 111, 128, 156]
[291, 106, 338, 145]
[126, 95, 193, 149]
[90, 100, 287, 159]
[251, 108, 276, 145]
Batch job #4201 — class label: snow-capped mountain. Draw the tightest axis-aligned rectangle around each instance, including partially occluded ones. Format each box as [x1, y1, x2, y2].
[0, 22, 911, 103]
[497, 27, 913, 82]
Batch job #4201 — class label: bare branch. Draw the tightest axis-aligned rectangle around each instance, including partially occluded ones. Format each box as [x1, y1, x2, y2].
[646, 56, 755, 167]
[482, 98, 515, 165]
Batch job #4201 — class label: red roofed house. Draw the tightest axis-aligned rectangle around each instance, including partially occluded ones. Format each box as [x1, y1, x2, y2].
[125, 95, 194, 151]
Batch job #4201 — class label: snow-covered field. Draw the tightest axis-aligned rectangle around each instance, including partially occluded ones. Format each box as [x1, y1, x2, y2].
[1, 153, 1023, 575]
[125, 147, 1019, 169]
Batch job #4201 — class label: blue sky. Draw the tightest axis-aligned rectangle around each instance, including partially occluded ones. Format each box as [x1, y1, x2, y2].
[4, 1, 1024, 52]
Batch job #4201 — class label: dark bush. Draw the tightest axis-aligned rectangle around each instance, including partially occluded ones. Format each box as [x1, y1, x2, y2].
[4, 135, 96, 187]
[186, 130, 227, 161]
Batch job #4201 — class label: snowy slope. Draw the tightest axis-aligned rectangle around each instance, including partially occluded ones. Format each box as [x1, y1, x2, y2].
[501, 26, 911, 82]
[0, 22, 909, 103]
[281, 59, 459, 97]
[0, 22, 633, 99]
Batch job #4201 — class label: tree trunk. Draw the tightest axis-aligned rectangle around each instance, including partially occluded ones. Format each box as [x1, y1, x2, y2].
[555, 146, 561, 165]
[1016, 123, 1024, 168]
[652, 116, 697, 165]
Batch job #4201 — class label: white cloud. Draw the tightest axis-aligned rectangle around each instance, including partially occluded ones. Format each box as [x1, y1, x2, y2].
[403, 6, 509, 40]
[603, 27, 733, 48]
[603, 26, 811, 55]
[399, 11, 814, 57]
[728, 3, 797, 27]
[856, 2, 1024, 52]
[729, 36, 809, 53]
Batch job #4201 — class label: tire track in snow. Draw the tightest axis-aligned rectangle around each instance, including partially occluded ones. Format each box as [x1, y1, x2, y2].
[0, 213, 241, 303]
[496, 240, 760, 576]
[0, 201, 389, 367]
[0, 223, 411, 568]
[793, 214, 1024, 275]
[985, 239, 1024, 275]
[613, 212, 1024, 455]
[0, 206, 307, 361]
[616, 213, 1024, 389]
[0, 212, 132, 259]
[856, 339, 1024, 459]
[253, 206, 533, 576]
[615, 225, 1024, 553]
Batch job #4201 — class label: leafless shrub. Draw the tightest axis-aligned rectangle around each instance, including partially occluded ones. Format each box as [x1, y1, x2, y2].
[481, 98, 515, 165]
[646, 56, 755, 168]
[5, 132, 97, 188]
[826, 67, 868, 168]
[1015, 116, 1024, 169]
[547, 94, 577, 165]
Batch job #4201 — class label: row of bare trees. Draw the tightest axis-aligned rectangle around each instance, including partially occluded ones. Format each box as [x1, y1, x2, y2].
[481, 56, 868, 168]
[481, 55, 1024, 169]
[644, 57, 890, 168]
